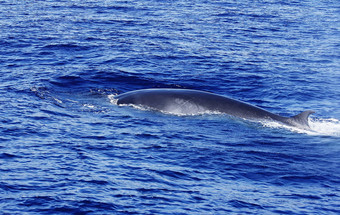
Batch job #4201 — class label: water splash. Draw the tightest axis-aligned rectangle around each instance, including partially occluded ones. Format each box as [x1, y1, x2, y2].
[108, 94, 118, 105]
[308, 118, 340, 137]
[262, 118, 340, 137]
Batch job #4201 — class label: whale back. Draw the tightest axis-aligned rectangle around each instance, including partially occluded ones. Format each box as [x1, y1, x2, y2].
[115, 89, 270, 117]
[115, 89, 314, 130]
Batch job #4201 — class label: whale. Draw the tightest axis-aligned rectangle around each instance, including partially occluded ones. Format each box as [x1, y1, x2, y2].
[114, 88, 315, 130]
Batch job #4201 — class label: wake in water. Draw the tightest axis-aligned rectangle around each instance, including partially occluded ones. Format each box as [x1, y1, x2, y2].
[308, 118, 340, 136]
[255, 118, 340, 137]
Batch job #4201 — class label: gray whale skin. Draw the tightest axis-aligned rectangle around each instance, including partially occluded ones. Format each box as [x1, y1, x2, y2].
[115, 88, 314, 130]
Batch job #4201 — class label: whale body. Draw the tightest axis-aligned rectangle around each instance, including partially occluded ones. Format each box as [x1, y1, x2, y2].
[115, 88, 314, 130]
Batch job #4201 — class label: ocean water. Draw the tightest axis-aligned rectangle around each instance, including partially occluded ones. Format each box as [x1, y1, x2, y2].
[1, 0, 340, 214]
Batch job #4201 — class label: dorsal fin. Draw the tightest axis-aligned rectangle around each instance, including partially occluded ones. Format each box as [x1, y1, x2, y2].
[289, 110, 315, 130]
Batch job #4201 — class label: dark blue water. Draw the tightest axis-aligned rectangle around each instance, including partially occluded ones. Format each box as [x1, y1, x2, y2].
[1, 0, 340, 214]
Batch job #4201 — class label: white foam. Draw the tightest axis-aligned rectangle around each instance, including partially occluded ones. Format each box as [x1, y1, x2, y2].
[308, 118, 340, 137]
[53, 98, 63, 104]
[108, 94, 152, 112]
[262, 117, 340, 137]
[108, 94, 118, 105]
[84, 104, 95, 108]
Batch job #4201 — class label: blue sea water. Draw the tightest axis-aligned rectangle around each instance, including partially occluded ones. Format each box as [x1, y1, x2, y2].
[1, 0, 340, 214]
